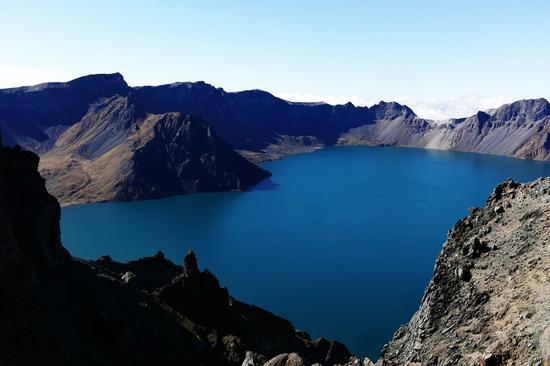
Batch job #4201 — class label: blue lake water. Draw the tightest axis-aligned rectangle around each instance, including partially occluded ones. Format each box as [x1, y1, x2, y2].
[61, 146, 550, 359]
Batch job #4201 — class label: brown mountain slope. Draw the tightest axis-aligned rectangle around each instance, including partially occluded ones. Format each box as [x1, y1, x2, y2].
[39, 95, 270, 205]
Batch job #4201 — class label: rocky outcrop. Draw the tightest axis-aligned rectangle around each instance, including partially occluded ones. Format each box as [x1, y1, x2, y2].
[380, 178, 550, 365]
[39, 95, 270, 204]
[0, 144, 350, 365]
[0, 143, 69, 268]
[155, 250, 352, 365]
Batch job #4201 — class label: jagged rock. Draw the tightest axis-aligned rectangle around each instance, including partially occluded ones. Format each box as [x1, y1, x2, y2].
[362, 357, 375, 366]
[92, 250, 181, 291]
[121, 271, 136, 284]
[304, 338, 351, 365]
[158, 250, 232, 328]
[342, 356, 362, 365]
[184, 249, 199, 277]
[241, 350, 268, 366]
[380, 178, 550, 365]
[263, 353, 310, 366]
[0, 143, 69, 268]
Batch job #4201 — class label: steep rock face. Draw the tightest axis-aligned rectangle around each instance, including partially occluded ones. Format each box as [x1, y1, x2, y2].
[380, 178, 550, 366]
[0, 143, 69, 268]
[0, 145, 351, 366]
[39, 95, 270, 204]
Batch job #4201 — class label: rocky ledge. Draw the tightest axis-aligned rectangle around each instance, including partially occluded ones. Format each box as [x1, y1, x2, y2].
[379, 178, 550, 366]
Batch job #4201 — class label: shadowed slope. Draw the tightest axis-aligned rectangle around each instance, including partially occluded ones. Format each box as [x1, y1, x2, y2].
[39, 95, 270, 204]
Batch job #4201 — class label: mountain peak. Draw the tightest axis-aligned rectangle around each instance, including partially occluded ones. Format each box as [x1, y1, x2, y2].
[371, 100, 416, 120]
[489, 98, 550, 121]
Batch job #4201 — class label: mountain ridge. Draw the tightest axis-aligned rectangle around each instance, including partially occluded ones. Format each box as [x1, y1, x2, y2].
[1, 73, 549, 203]
[2, 73, 548, 158]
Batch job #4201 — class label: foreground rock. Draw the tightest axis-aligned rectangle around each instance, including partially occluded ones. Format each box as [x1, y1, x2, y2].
[0, 143, 350, 365]
[380, 178, 550, 365]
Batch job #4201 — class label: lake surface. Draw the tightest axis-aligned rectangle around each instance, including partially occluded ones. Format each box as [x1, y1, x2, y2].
[61, 146, 550, 359]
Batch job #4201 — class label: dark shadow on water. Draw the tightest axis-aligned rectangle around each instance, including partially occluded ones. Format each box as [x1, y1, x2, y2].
[248, 177, 280, 191]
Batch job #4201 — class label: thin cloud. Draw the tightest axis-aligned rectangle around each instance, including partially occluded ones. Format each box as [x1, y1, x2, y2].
[274, 92, 519, 120]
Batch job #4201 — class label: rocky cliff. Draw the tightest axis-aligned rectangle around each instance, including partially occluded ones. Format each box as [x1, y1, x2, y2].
[379, 178, 550, 366]
[0, 143, 350, 366]
[38, 94, 270, 204]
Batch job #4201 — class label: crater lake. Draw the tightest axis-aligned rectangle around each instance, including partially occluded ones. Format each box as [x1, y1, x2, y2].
[61, 146, 550, 359]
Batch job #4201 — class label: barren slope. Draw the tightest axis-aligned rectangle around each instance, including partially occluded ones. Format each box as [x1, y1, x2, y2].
[39, 96, 270, 205]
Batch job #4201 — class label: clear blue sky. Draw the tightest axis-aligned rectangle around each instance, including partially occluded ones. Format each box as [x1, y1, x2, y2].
[1, 0, 549, 118]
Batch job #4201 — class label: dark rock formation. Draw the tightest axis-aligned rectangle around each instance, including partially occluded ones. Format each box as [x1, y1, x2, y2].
[379, 178, 550, 366]
[0, 143, 69, 268]
[0, 144, 350, 365]
[122, 112, 271, 201]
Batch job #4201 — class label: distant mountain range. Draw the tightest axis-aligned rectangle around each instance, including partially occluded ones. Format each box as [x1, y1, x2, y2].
[1, 73, 549, 203]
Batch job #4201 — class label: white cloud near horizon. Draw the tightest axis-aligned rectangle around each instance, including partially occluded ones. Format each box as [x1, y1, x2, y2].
[275, 92, 521, 120]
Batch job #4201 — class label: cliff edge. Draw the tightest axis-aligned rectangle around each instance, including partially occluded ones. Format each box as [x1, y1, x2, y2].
[380, 178, 550, 366]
